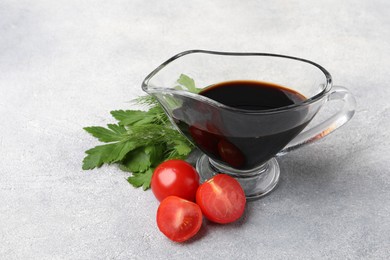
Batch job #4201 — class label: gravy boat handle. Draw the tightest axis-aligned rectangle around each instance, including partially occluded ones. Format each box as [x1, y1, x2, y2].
[277, 86, 356, 156]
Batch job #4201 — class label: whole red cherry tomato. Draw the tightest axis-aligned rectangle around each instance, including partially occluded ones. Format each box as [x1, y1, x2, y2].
[196, 174, 246, 224]
[156, 196, 203, 242]
[151, 160, 200, 202]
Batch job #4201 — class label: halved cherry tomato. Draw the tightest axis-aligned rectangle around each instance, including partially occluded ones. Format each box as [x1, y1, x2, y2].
[217, 139, 245, 168]
[156, 196, 203, 242]
[196, 174, 246, 224]
[151, 160, 199, 202]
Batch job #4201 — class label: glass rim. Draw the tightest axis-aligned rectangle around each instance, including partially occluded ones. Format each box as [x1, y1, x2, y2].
[142, 49, 333, 114]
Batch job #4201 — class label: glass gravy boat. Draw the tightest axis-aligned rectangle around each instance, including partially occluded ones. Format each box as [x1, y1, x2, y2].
[142, 50, 356, 200]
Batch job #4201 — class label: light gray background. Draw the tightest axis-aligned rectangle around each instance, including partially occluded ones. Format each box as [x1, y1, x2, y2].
[1, 0, 389, 259]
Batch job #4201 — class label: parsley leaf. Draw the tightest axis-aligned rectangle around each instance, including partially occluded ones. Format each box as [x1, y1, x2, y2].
[110, 106, 167, 126]
[172, 139, 193, 156]
[120, 144, 164, 173]
[120, 148, 152, 173]
[82, 74, 197, 190]
[127, 168, 154, 190]
[176, 74, 201, 93]
[82, 141, 136, 170]
[83, 124, 127, 142]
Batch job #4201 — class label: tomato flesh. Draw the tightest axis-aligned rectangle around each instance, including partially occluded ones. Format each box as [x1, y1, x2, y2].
[156, 196, 203, 242]
[196, 174, 246, 224]
[151, 160, 200, 202]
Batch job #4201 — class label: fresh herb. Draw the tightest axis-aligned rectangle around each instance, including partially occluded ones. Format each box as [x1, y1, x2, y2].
[175, 74, 201, 93]
[82, 74, 198, 190]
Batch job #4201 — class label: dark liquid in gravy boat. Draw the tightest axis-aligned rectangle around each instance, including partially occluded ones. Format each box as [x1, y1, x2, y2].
[173, 80, 309, 169]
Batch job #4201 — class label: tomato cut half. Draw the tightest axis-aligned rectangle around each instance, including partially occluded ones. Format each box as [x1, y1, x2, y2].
[196, 174, 246, 224]
[156, 196, 203, 242]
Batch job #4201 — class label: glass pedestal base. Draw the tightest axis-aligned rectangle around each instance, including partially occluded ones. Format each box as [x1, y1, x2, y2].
[196, 154, 280, 201]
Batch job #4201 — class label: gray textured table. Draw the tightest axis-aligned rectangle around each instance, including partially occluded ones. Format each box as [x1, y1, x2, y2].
[1, 0, 389, 259]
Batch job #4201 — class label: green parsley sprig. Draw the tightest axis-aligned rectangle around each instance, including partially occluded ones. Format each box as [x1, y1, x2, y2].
[82, 74, 200, 190]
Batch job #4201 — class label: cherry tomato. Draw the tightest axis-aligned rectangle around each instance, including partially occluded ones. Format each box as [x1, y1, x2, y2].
[156, 196, 203, 242]
[217, 139, 245, 168]
[196, 174, 246, 224]
[151, 160, 199, 202]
